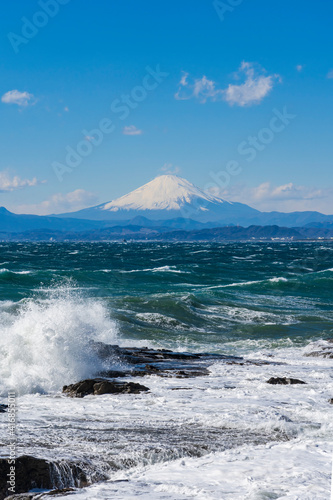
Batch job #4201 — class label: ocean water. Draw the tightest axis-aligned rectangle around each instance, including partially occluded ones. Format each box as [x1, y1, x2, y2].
[0, 241, 333, 499]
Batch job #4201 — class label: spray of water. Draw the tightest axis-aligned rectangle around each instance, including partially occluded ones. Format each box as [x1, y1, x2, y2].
[0, 284, 118, 395]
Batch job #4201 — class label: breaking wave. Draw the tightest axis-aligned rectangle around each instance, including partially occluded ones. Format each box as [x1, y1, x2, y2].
[0, 284, 118, 395]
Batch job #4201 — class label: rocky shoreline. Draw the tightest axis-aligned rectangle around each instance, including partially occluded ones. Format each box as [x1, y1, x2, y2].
[1, 341, 332, 499]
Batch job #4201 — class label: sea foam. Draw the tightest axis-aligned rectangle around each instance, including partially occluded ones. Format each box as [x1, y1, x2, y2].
[0, 285, 118, 395]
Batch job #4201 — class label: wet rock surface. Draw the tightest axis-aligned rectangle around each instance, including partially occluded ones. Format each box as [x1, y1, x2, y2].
[63, 379, 149, 398]
[4, 346, 291, 498]
[0, 404, 8, 413]
[267, 377, 306, 385]
[304, 338, 333, 358]
[0, 456, 90, 499]
[92, 342, 276, 379]
[5, 490, 75, 499]
[4, 495, 36, 500]
[62, 344, 285, 398]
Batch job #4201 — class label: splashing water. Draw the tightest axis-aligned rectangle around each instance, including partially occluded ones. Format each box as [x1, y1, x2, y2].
[0, 285, 118, 395]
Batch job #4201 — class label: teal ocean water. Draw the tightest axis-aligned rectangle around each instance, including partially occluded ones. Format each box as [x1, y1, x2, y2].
[1, 242, 333, 498]
[1, 241, 333, 355]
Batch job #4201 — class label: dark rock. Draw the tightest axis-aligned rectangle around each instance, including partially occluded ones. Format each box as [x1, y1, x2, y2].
[278, 415, 293, 422]
[170, 387, 192, 390]
[44, 488, 76, 496]
[329, 398, 333, 404]
[93, 380, 149, 396]
[174, 368, 210, 378]
[98, 369, 131, 378]
[88, 342, 283, 383]
[91, 342, 245, 365]
[0, 404, 8, 413]
[5, 495, 36, 499]
[267, 377, 306, 385]
[0, 456, 87, 499]
[304, 339, 333, 358]
[144, 364, 161, 373]
[5, 490, 75, 499]
[305, 349, 333, 358]
[305, 351, 333, 359]
[89, 342, 271, 381]
[63, 379, 149, 398]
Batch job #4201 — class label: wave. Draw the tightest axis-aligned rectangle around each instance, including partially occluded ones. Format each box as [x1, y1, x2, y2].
[0, 268, 32, 275]
[0, 284, 118, 395]
[208, 276, 288, 289]
[136, 312, 188, 329]
[205, 304, 296, 326]
[232, 254, 259, 260]
[121, 266, 186, 274]
[0, 300, 17, 309]
[206, 279, 265, 289]
[205, 268, 333, 291]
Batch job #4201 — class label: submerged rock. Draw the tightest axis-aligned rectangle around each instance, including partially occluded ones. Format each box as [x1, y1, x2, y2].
[91, 342, 280, 380]
[4, 495, 36, 499]
[0, 455, 88, 499]
[304, 338, 333, 358]
[267, 377, 306, 385]
[62, 345, 284, 399]
[63, 379, 149, 398]
[5, 491, 75, 499]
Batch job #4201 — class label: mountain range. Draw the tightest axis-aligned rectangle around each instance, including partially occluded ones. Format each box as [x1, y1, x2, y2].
[1, 175, 333, 239]
[58, 175, 333, 227]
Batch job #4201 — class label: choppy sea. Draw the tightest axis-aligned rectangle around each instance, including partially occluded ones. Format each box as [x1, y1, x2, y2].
[0, 241, 333, 499]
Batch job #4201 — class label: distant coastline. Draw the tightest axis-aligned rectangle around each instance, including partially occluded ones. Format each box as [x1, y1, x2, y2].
[1, 224, 333, 242]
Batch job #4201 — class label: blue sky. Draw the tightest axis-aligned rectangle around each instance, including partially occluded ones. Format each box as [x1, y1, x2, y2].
[1, 0, 333, 215]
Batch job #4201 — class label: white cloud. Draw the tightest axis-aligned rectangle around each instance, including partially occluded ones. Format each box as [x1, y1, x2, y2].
[175, 62, 280, 106]
[180, 72, 188, 86]
[16, 189, 99, 216]
[175, 72, 223, 103]
[1, 90, 35, 107]
[327, 70, 333, 79]
[210, 182, 333, 214]
[160, 163, 180, 174]
[296, 65, 304, 72]
[0, 171, 41, 192]
[122, 125, 143, 136]
[224, 62, 280, 107]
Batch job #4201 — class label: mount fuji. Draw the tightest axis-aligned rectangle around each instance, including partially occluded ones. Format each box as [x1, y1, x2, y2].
[1, 175, 333, 237]
[59, 174, 333, 228]
[60, 174, 260, 224]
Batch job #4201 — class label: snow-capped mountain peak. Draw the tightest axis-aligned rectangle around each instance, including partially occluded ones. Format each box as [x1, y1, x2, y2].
[58, 174, 261, 223]
[101, 175, 225, 212]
